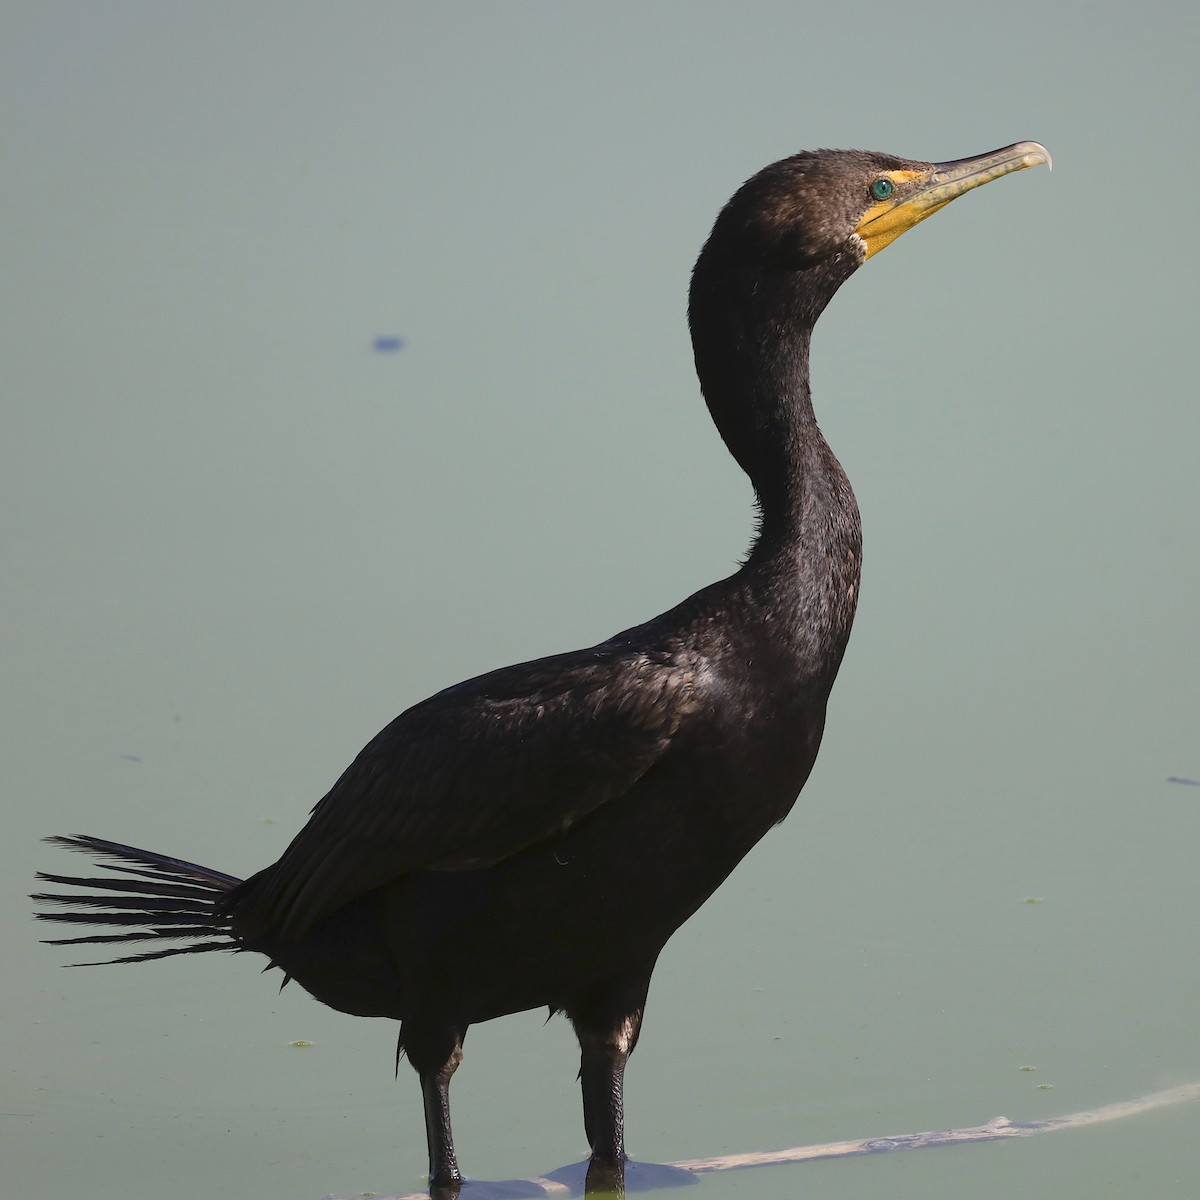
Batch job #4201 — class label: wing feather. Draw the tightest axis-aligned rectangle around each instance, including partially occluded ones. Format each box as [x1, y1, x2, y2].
[241, 648, 698, 939]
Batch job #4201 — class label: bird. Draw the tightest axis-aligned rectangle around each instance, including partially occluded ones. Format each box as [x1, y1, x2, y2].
[34, 141, 1050, 1194]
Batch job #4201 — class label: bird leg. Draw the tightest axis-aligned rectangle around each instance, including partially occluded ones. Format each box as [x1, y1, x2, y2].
[421, 1059, 461, 1192]
[567, 969, 652, 1185]
[578, 1023, 632, 1167]
[403, 1023, 465, 1191]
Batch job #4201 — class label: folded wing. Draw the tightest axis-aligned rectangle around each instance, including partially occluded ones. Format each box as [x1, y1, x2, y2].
[237, 647, 700, 939]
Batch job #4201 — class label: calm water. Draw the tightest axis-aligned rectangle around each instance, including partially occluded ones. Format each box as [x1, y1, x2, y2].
[5, 6, 1199, 1199]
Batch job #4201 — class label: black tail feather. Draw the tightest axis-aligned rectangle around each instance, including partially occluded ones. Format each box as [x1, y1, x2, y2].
[43, 835, 240, 887]
[33, 892, 217, 913]
[34, 907, 220, 926]
[32, 835, 244, 966]
[40, 927, 219, 946]
[63, 940, 236, 965]
[34, 871, 219, 901]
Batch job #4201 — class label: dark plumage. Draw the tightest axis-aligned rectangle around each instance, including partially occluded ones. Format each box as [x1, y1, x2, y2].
[34, 142, 1048, 1194]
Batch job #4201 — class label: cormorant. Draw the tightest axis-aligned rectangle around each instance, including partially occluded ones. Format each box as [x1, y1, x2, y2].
[34, 142, 1049, 1193]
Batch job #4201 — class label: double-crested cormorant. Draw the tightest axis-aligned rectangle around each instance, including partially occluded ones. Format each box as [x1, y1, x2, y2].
[34, 142, 1049, 1192]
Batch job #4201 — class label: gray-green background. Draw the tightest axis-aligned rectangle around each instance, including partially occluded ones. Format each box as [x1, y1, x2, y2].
[4, 4, 1198, 1198]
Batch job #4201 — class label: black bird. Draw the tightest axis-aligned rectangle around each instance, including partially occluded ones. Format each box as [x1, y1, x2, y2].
[34, 142, 1049, 1193]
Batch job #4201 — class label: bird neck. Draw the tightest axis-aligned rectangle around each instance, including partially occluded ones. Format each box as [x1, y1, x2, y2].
[731, 351, 861, 652]
[689, 257, 862, 659]
[690, 258, 857, 544]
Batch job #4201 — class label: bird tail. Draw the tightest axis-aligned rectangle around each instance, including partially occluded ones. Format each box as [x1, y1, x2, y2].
[32, 835, 244, 965]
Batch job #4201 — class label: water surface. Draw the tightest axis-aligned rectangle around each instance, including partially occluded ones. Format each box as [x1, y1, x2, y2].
[4, 6, 1198, 1200]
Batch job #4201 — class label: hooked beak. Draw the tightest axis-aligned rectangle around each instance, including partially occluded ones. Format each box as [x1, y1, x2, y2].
[855, 141, 1052, 259]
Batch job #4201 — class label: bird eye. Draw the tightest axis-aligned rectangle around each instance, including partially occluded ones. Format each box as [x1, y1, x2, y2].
[870, 178, 894, 201]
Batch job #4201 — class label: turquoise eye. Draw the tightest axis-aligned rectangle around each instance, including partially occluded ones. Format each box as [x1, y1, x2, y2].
[870, 177, 894, 201]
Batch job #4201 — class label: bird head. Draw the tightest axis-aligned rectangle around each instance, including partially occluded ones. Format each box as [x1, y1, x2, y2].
[688, 142, 1051, 492]
[709, 141, 1052, 274]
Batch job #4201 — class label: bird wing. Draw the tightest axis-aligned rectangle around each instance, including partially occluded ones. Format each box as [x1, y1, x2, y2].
[250, 647, 699, 938]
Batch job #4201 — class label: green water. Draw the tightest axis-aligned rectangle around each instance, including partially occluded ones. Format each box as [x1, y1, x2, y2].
[4, 5, 1199, 1199]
